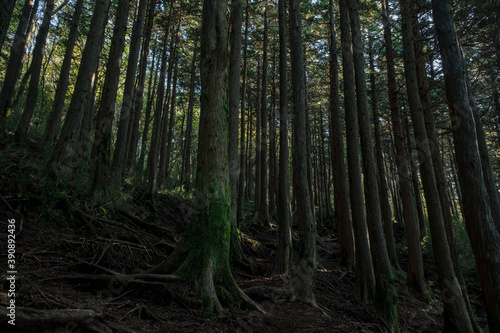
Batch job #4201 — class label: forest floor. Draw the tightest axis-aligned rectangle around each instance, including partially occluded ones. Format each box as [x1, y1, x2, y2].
[0, 135, 487, 332]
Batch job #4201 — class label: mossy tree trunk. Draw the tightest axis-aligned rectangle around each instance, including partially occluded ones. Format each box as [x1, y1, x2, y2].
[149, 0, 261, 314]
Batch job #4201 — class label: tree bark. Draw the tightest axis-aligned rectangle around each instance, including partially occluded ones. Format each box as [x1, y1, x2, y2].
[328, 0, 354, 269]
[124, 0, 152, 174]
[348, 0, 398, 328]
[228, 0, 245, 261]
[273, 0, 292, 275]
[381, 0, 426, 296]
[46, 0, 111, 177]
[432, 0, 500, 330]
[288, 0, 316, 305]
[0, 0, 16, 53]
[237, 0, 249, 223]
[90, 0, 130, 191]
[338, 0, 375, 303]
[258, 1, 270, 228]
[368, 33, 398, 269]
[401, 0, 476, 330]
[111, 0, 149, 181]
[181, 39, 198, 189]
[147, 31, 169, 195]
[0, 0, 38, 119]
[44, 0, 84, 142]
[15, 0, 55, 141]
[147, 0, 262, 315]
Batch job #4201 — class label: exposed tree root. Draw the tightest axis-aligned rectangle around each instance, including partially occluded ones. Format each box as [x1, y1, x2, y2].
[1, 307, 110, 333]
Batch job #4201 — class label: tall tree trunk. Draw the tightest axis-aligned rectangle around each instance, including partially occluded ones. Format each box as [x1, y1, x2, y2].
[467, 76, 500, 230]
[181, 40, 198, 189]
[381, 0, 426, 296]
[237, 0, 249, 223]
[348, 0, 398, 328]
[254, 62, 261, 213]
[401, 0, 476, 330]
[0, 0, 38, 119]
[46, 0, 111, 177]
[432, 0, 500, 330]
[228, 0, 244, 261]
[147, 32, 169, 195]
[124, 0, 153, 174]
[138, 45, 159, 175]
[288, 0, 316, 305]
[90, 0, 130, 190]
[328, 0, 354, 269]
[163, 45, 180, 181]
[273, 0, 292, 275]
[412, 9, 475, 323]
[44, 0, 84, 142]
[157, 23, 179, 186]
[368, 34, 398, 269]
[0, 0, 16, 53]
[258, 1, 270, 228]
[112, 0, 150, 182]
[338, 0, 375, 302]
[268, 50, 278, 220]
[15, 0, 55, 141]
[146, 0, 262, 315]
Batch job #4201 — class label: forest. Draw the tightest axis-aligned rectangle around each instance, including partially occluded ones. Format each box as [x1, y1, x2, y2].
[0, 0, 499, 331]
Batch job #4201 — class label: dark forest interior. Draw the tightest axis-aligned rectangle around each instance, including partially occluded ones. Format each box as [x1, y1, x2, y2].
[1, 0, 500, 332]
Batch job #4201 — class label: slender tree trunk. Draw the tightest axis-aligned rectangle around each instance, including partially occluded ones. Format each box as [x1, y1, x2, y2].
[228, 0, 244, 261]
[432, 0, 500, 329]
[258, 1, 270, 228]
[163, 46, 180, 181]
[381, 0, 426, 296]
[0, 0, 38, 119]
[328, 0, 354, 269]
[44, 0, 84, 142]
[273, 0, 292, 276]
[112, 0, 150, 181]
[124, 0, 152, 174]
[46, 0, 111, 177]
[338, 0, 375, 303]
[15, 0, 55, 141]
[268, 50, 278, 220]
[412, 9, 475, 322]
[0, 0, 16, 53]
[348, 0, 398, 328]
[147, 32, 169, 195]
[288, 0, 316, 305]
[181, 40, 198, 189]
[467, 76, 500, 230]
[255, 62, 261, 213]
[401, 0, 476, 330]
[237, 0, 249, 223]
[368, 34, 398, 269]
[90, 0, 130, 190]
[138, 46, 158, 175]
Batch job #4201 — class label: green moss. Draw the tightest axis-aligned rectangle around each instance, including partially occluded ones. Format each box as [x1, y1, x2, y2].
[200, 293, 213, 318]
